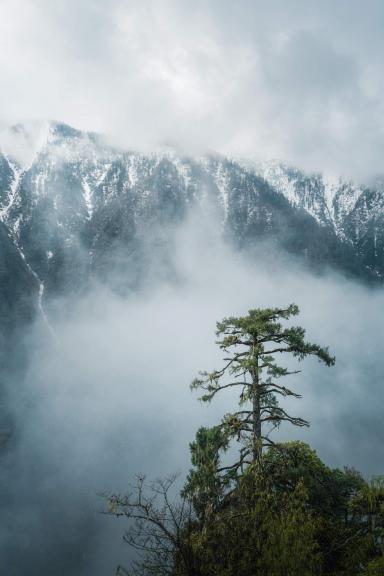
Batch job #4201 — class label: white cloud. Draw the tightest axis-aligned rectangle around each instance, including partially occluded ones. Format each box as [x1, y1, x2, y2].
[1, 0, 384, 177]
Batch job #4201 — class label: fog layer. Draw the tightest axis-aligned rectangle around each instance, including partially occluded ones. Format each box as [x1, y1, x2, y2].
[1, 215, 383, 574]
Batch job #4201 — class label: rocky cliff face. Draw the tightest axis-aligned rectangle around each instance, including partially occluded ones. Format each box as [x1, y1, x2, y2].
[0, 221, 38, 354]
[0, 122, 383, 332]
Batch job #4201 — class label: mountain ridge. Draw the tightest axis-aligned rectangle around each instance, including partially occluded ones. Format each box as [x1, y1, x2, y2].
[0, 121, 383, 335]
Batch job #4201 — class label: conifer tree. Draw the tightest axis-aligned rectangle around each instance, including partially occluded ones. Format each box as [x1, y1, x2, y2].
[191, 304, 335, 470]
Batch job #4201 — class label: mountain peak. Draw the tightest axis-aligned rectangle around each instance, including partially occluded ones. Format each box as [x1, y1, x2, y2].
[48, 121, 83, 141]
[0, 120, 85, 168]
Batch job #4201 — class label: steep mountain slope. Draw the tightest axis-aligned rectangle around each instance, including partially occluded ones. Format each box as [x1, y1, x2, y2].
[257, 161, 384, 276]
[0, 121, 382, 330]
[0, 222, 38, 445]
[0, 220, 38, 353]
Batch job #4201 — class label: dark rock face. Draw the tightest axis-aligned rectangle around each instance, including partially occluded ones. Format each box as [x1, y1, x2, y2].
[0, 222, 38, 449]
[0, 222, 38, 352]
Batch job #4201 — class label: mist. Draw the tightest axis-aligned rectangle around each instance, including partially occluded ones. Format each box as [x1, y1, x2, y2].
[1, 213, 384, 575]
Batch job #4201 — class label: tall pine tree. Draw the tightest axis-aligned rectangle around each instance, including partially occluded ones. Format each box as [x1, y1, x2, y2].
[191, 304, 335, 471]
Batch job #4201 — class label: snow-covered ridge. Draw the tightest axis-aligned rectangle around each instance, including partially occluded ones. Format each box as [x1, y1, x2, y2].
[253, 159, 366, 236]
[0, 120, 383, 290]
[0, 157, 22, 220]
[0, 121, 379, 233]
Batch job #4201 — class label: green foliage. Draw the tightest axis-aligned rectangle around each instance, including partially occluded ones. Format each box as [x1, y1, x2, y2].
[184, 469, 320, 576]
[191, 304, 335, 473]
[262, 441, 365, 517]
[182, 426, 229, 522]
[349, 476, 384, 570]
[365, 557, 384, 575]
[108, 304, 383, 576]
[260, 442, 373, 575]
[182, 437, 382, 576]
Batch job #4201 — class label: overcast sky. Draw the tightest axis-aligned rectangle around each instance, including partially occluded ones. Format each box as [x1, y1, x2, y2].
[1, 0, 384, 178]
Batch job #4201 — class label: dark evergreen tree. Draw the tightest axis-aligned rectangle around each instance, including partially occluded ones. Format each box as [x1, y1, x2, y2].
[191, 304, 335, 468]
[182, 426, 229, 524]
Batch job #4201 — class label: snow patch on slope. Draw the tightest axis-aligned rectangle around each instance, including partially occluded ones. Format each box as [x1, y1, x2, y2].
[213, 162, 230, 219]
[254, 160, 365, 236]
[0, 158, 22, 221]
[82, 177, 93, 219]
[255, 160, 300, 206]
[17, 245, 58, 341]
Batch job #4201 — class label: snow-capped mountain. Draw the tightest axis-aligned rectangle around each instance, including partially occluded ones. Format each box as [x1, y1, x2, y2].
[0, 121, 383, 337]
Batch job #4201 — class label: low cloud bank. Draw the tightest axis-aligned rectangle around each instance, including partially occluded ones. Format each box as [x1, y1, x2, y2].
[2, 215, 384, 574]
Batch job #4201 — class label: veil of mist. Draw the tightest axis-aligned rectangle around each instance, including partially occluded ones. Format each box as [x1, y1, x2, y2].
[1, 1, 384, 575]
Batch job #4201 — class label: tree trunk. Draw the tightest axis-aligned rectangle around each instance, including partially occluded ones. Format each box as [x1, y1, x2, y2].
[252, 342, 262, 463]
